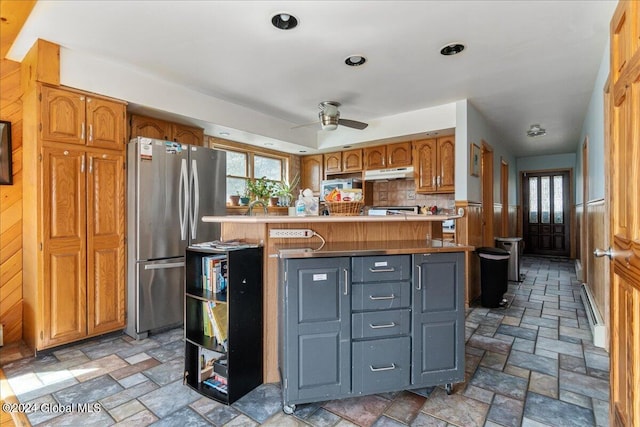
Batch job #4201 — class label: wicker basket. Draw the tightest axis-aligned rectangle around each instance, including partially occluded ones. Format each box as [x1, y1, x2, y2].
[326, 201, 364, 216]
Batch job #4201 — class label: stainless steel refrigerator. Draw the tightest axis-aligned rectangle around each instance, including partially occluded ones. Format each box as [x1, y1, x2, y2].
[126, 137, 226, 339]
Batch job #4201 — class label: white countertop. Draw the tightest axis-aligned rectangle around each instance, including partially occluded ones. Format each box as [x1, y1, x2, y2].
[202, 214, 462, 224]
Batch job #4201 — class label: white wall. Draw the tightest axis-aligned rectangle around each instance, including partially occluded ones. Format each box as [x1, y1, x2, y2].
[460, 101, 518, 204]
[576, 44, 609, 204]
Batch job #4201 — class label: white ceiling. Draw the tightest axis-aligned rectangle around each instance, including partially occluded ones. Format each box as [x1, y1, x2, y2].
[8, 0, 616, 157]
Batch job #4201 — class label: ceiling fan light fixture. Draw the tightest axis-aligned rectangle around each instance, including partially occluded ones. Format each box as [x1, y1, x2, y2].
[345, 55, 367, 66]
[271, 12, 298, 30]
[440, 42, 465, 56]
[527, 124, 546, 137]
[319, 111, 339, 131]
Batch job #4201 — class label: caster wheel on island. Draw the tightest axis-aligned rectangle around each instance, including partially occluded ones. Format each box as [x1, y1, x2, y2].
[283, 404, 296, 415]
[445, 383, 453, 395]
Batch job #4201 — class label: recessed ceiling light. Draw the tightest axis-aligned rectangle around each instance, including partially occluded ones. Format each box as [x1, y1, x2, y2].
[264, 142, 274, 146]
[343, 145, 352, 149]
[345, 55, 366, 67]
[271, 12, 298, 30]
[299, 150, 307, 153]
[219, 131, 230, 136]
[527, 124, 546, 137]
[440, 43, 465, 56]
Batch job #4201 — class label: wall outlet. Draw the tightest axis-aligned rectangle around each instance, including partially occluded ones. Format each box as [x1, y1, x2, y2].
[269, 229, 314, 238]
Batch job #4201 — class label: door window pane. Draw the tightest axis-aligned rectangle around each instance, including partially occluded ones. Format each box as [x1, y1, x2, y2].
[529, 177, 538, 223]
[254, 155, 282, 181]
[541, 176, 550, 223]
[554, 175, 563, 224]
[226, 151, 247, 177]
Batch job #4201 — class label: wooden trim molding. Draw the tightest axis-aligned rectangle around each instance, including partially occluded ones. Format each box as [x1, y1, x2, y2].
[0, 0, 37, 59]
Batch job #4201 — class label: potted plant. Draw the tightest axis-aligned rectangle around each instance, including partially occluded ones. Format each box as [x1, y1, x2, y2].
[274, 172, 300, 207]
[247, 176, 274, 202]
[229, 191, 241, 206]
[239, 185, 251, 206]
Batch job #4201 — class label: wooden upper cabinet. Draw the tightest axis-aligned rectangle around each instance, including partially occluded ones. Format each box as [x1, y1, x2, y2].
[41, 86, 126, 150]
[87, 152, 126, 335]
[301, 154, 323, 195]
[129, 114, 204, 146]
[387, 141, 412, 167]
[324, 152, 343, 174]
[437, 136, 455, 192]
[172, 123, 204, 146]
[86, 98, 126, 150]
[364, 145, 386, 170]
[42, 147, 87, 347]
[342, 149, 363, 172]
[413, 138, 438, 193]
[413, 136, 455, 193]
[41, 86, 85, 145]
[130, 115, 171, 141]
[611, 1, 639, 85]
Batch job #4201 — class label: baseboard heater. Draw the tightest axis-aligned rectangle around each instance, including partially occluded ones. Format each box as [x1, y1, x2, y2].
[580, 283, 606, 348]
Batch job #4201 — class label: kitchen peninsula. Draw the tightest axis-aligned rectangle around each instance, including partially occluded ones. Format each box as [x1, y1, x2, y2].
[202, 214, 474, 383]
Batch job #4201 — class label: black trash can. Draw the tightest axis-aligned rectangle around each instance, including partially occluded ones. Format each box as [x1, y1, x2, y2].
[476, 247, 510, 308]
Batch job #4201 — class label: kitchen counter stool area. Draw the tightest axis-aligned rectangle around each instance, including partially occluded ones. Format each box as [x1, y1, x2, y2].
[1, 257, 609, 426]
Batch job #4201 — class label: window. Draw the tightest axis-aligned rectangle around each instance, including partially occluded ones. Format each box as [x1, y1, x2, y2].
[217, 146, 286, 203]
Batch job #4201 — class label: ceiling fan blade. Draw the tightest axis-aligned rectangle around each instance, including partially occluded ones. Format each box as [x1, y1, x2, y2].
[338, 118, 368, 130]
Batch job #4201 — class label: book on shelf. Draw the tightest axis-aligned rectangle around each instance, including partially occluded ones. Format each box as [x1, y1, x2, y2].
[201, 255, 226, 293]
[205, 301, 228, 349]
[199, 348, 224, 382]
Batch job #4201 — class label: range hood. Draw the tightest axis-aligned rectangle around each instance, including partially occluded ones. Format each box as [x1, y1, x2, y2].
[364, 166, 414, 181]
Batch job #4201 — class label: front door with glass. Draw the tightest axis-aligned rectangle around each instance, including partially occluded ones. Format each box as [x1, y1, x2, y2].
[522, 170, 571, 257]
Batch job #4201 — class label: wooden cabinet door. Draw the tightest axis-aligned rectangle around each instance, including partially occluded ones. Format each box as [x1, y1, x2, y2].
[86, 97, 125, 150]
[86, 152, 126, 335]
[301, 154, 323, 195]
[172, 123, 204, 146]
[387, 142, 412, 167]
[42, 148, 87, 347]
[437, 137, 455, 192]
[324, 152, 342, 174]
[364, 146, 386, 170]
[130, 114, 171, 141]
[41, 86, 85, 145]
[342, 149, 363, 172]
[413, 139, 437, 193]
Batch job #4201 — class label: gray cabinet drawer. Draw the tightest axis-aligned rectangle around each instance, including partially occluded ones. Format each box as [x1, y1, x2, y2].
[352, 282, 410, 310]
[352, 255, 411, 283]
[353, 337, 410, 393]
[352, 309, 410, 339]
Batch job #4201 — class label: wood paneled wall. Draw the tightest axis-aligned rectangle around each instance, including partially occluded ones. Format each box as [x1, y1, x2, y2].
[575, 199, 609, 348]
[455, 201, 483, 305]
[0, 58, 23, 344]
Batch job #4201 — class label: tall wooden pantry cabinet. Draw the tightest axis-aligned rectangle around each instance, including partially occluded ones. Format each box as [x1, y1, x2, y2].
[22, 83, 127, 351]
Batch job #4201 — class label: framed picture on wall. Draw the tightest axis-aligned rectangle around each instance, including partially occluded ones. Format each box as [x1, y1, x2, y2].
[470, 143, 480, 177]
[0, 120, 12, 185]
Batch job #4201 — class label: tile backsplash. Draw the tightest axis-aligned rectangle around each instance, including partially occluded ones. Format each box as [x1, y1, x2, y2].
[372, 179, 455, 211]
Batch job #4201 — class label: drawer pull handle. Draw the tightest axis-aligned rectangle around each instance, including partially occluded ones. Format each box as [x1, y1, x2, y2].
[369, 294, 395, 301]
[370, 363, 396, 372]
[369, 322, 396, 329]
[369, 267, 395, 273]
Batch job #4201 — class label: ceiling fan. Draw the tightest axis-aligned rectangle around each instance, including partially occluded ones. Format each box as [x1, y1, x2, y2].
[294, 101, 368, 131]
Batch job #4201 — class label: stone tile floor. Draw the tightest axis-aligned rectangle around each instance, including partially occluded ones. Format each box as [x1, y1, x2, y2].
[1, 256, 609, 426]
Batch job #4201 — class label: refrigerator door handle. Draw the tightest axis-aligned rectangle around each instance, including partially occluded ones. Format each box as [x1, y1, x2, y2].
[144, 262, 185, 270]
[190, 159, 200, 240]
[179, 158, 189, 240]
